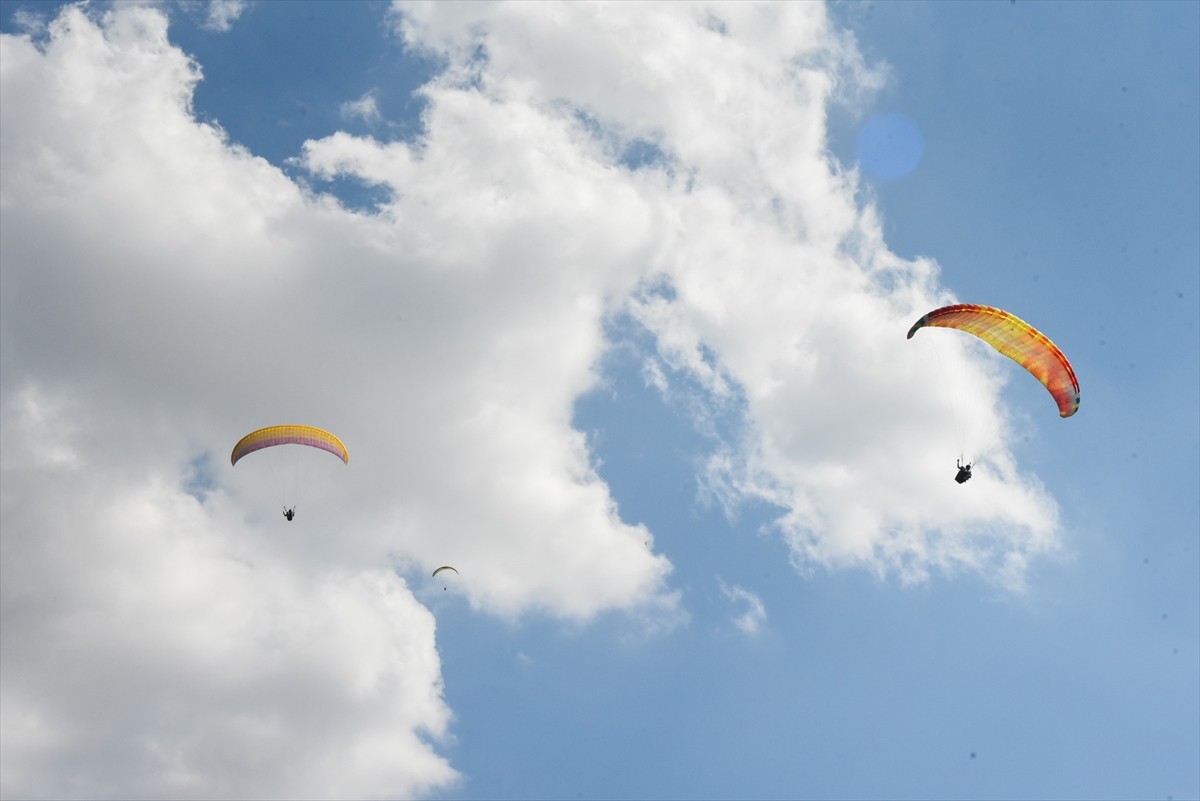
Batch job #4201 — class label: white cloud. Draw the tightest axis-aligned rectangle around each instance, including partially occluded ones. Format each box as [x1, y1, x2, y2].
[9, 8, 48, 37]
[0, 4, 661, 795]
[340, 90, 382, 125]
[381, 0, 1061, 587]
[1, 0, 677, 615]
[1, 1, 1067, 795]
[0, 387, 456, 799]
[202, 0, 247, 32]
[718, 579, 766, 635]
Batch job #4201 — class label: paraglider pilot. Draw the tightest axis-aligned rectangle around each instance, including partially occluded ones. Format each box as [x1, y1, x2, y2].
[283, 507, 295, 521]
[955, 458, 972, 484]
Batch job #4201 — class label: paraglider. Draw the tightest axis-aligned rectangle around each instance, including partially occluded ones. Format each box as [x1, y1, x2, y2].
[231, 425, 348, 518]
[231, 425, 350, 466]
[432, 565, 458, 590]
[907, 304, 1079, 482]
[907, 303, 1079, 417]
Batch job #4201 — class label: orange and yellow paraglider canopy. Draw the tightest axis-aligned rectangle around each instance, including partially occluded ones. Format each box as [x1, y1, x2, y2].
[907, 304, 1079, 418]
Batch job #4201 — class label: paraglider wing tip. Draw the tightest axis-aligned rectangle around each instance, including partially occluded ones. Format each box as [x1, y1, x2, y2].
[1058, 390, 1081, 417]
[905, 319, 924, 339]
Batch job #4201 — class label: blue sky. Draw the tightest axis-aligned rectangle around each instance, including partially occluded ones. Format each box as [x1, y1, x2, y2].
[1, 2, 1196, 800]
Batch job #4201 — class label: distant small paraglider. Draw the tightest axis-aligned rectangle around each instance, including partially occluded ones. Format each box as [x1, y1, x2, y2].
[432, 565, 458, 590]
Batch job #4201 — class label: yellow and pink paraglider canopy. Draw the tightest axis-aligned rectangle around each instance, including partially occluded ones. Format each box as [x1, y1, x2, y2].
[230, 425, 349, 466]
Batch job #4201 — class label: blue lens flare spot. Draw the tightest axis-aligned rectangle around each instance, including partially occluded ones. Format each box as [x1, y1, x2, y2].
[855, 113, 925, 181]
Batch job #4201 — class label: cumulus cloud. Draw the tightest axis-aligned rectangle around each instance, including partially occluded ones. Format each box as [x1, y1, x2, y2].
[1, 1, 1065, 796]
[382, 0, 1062, 585]
[0, 3, 662, 795]
[0, 388, 456, 799]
